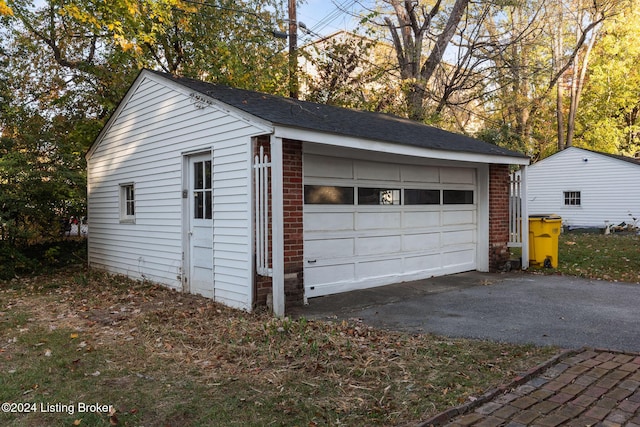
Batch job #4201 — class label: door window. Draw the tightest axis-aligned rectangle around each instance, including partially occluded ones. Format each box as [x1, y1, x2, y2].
[193, 160, 212, 219]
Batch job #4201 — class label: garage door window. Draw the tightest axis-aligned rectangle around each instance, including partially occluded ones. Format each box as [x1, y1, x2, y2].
[304, 185, 354, 204]
[404, 189, 440, 205]
[358, 188, 401, 205]
[443, 190, 474, 204]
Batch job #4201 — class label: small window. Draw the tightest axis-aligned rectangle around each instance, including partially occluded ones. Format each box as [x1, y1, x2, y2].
[443, 190, 474, 205]
[358, 188, 401, 205]
[120, 183, 135, 222]
[405, 189, 440, 205]
[564, 191, 581, 206]
[193, 160, 212, 219]
[304, 185, 354, 204]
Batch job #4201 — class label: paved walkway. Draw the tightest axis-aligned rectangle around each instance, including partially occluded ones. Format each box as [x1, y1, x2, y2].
[421, 348, 640, 427]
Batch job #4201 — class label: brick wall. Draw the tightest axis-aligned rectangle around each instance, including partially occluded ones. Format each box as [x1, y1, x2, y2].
[253, 137, 304, 310]
[489, 164, 510, 271]
[282, 139, 304, 306]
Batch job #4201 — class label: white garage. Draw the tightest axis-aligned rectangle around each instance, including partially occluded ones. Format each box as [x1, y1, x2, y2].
[88, 69, 530, 316]
[303, 152, 480, 298]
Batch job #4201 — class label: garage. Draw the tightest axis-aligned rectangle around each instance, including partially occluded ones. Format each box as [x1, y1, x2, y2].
[303, 153, 479, 298]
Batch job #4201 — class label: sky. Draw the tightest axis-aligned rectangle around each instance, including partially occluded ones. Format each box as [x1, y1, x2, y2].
[295, 0, 373, 41]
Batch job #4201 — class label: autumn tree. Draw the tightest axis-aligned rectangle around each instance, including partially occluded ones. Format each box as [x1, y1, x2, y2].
[0, 0, 288, 273]
[576, 1, 640, 155]
[377, 0, 471, 122]
[301, 31, 405, 114]
[476, 0, 619, 158]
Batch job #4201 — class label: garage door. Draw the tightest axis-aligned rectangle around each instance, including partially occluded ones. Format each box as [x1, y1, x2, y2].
[303, 154, 477, 298]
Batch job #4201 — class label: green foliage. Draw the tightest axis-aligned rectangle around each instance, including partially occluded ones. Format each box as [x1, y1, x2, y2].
[1, 0, 289, 271]
[576, 5, 640, 155]
[475, 124, 526, 153]
[533, 232, 640, 284]
[0, 239, 87, 280]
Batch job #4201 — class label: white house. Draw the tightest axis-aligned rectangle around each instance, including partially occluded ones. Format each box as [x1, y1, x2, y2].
[527, 146, 640, 229]
[86, 69, 529, 315]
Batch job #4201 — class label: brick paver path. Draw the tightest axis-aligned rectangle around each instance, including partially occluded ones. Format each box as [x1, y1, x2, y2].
[422, 349, 640, 427]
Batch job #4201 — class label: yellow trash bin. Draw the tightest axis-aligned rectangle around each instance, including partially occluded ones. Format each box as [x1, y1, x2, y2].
[528, 214, 562, 268]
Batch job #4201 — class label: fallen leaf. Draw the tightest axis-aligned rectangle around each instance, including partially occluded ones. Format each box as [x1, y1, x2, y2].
[73, 420, 82, 426]
[70, 333, 79, 339]
[44, 349, 52, 357]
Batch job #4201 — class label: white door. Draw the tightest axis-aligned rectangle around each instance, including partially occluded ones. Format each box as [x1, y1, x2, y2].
[303, 155, 477, 298]
[187, 153, 214, 298]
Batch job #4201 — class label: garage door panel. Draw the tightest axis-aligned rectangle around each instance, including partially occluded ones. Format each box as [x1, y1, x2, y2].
[404, 253, 441, 272]
[443, 210, 475, 226]
[305, 263, 355, 287]
[401, 165, 439, 183]
[305, 238, 354, 258]
[356, 258, 402, 278]
[356, 235, 402, 256]
[305, 154, 353, 178]
[443, 230, 475, 246]
[404, 211, 440, 228]
[357, 212, 401, 229]
[441, 167, 475, 184]
[304, 212, 354, 231]
[403, 233, 440, 251]
[442, 248, 476, 269]
[356, 161, 400, 181]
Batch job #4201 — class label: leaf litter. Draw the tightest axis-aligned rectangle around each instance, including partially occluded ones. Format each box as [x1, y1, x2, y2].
[1, 268, 557, 426]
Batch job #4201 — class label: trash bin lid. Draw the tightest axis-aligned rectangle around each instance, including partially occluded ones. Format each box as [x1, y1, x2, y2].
[529, 214, 561, 219]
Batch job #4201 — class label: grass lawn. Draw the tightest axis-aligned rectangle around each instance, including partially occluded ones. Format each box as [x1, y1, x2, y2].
[2, 232, 636, 426]
[531, 232, 640, 283]
[1, 269, 557, 426]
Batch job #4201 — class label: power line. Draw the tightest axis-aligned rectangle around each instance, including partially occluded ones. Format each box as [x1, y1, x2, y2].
[305, 0, 358, 36]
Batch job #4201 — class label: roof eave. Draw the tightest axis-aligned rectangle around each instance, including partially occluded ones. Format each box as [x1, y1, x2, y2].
[274, 125, 530, 166]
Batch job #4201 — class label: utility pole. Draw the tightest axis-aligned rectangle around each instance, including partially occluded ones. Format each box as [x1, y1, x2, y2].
[288, 0, 298, 99]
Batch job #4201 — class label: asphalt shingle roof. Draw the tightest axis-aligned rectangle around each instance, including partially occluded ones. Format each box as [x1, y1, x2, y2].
[150, 70, 527, 160]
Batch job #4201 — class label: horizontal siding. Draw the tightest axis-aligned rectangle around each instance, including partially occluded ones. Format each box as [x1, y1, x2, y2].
[527, 147, 640, 227]
[88, 75, 261, 310]
[212, 136, 252, 309]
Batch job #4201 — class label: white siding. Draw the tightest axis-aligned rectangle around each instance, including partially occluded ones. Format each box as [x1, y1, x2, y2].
[527, 147, 640, 228]
[87, 74, 266, 310]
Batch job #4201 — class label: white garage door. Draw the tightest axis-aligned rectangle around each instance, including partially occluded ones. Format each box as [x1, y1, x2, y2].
[303, 154, 477, 298]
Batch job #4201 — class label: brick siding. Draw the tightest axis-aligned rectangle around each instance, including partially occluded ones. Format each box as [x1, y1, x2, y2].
[489, 164, 511, 271]
[253, 137, 304, 310]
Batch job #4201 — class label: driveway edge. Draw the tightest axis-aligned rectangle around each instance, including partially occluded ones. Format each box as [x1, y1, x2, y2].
[417, 347, 581, 427]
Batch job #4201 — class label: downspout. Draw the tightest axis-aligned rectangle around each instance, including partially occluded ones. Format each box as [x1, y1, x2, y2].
[270, 135, 285, 316]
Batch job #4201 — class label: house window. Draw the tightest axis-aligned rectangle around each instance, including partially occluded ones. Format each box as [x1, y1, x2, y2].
[304, 185, 354, 204]
[404, 189, 440, 205]
[120, 183, 135, 222]
[443, 190, 474, 205]
[358, 188, 401, 205]
[564, 191, 581, 206]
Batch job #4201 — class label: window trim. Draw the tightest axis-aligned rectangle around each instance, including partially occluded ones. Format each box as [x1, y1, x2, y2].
[404, 189, 441, 205]
[443, 189, 474, 205]
[357, 187, 401, 205]
[304, 185, 355, 205]
[119, 183, 135, 223]
[563, 191, 581, 207]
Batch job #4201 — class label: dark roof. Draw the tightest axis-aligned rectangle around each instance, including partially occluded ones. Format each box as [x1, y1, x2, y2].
[149, 70, 527, 159]
[578, 147, 640, 166]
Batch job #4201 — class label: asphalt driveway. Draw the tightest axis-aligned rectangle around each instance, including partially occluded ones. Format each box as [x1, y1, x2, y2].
[289, 272, 640, 352]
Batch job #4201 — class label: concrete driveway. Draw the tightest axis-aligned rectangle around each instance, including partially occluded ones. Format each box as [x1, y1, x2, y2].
[289, 272, 640, 352]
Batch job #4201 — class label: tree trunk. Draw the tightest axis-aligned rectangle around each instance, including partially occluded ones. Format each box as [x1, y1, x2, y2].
[566, 23, 599, 147]
[383, 0, 470, 122]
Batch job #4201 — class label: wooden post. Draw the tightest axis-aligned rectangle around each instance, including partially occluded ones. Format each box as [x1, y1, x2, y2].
[288, 0, 298, 99]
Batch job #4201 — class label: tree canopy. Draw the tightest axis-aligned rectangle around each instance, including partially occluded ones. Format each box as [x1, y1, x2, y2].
[2, 0, 639, 258]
